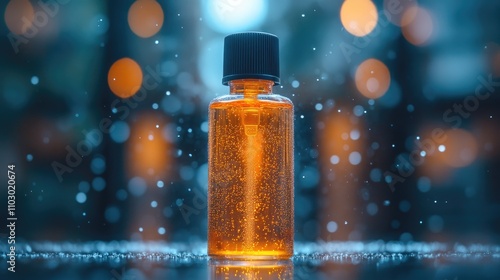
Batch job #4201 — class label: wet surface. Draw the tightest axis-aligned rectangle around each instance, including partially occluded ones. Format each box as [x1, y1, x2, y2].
[1, 241, 500, 279]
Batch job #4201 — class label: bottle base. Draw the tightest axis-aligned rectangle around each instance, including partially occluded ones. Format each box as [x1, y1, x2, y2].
[208, 251, 293, 261]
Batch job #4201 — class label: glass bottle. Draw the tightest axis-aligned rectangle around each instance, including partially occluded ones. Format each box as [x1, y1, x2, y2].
[208, 32, 294, 260]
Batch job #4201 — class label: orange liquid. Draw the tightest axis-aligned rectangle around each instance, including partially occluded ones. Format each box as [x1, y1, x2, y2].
[208, 80, 294, 260]
[209, 260, 293, 278]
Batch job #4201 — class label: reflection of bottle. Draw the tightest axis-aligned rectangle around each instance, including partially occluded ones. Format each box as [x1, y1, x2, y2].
[209, 259, 293, 279]
[208, 32, 294, 260]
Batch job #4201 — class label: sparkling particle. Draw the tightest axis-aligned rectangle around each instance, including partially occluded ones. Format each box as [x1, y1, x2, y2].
[79, 181, 91, 193]
[417, 177, 431, 192]
[383, 200, 390, 206]
[370, 168, 382, 182]
[157, 180, 164, 188]
[92, 177, 106, 192]
[139, 227, 143, 232]
[90, 157, 106, 175]
[110, 121, 130, 143]
[31, 76, 39, 85]
[201, 121, 209, 133]
[151, 201, 158, 208]
[175, 199, 183, 206]
[291, 80, 300, 88]
[366, 203, 378, 216]
[399, 200, 411, 212]
[26, 154, 33, 162]
[438, 145, 446, 152]
[152, 103, 159, 109]
[116, 189, 128, 201]
[420, 151, 426, 157]
[330, 155, 340, 165]
[428, 215, 444, 232]
[353, 105, 364, 117]
[327, 221, 338, 233]
[76, 192, 87, 204]
[158, 227, 166, 235]
[105, 206, 121, 223]
[350, 130, 360, 140]
[315, 103, 323, 111]
[128, 177, 147, 196]
[348, 151, 362, 165]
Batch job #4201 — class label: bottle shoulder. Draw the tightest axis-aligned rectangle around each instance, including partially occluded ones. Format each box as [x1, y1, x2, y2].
[210, 94, 293, 108]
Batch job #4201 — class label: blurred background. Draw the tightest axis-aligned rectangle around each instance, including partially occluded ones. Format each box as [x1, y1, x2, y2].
[0, 0, 499, 246]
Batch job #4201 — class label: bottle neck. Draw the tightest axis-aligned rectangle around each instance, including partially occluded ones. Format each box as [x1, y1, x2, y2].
[229, 79, 274, 96]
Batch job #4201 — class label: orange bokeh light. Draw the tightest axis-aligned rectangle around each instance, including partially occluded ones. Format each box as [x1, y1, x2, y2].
[4, 0, 35, 35]
[340, 0, 378, 37]
[438, 129, 478, 168]
[383, 0, 417, 27]
[127, 113, 171, 184]
[128, 0, 164, 38]
[108, 58, 143, 98]
[402, 7, 434, 46]
[355, 58, 391, 99]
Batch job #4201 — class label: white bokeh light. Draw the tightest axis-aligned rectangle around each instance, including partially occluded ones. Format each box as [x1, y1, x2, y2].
[202, 0, 268, 33]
